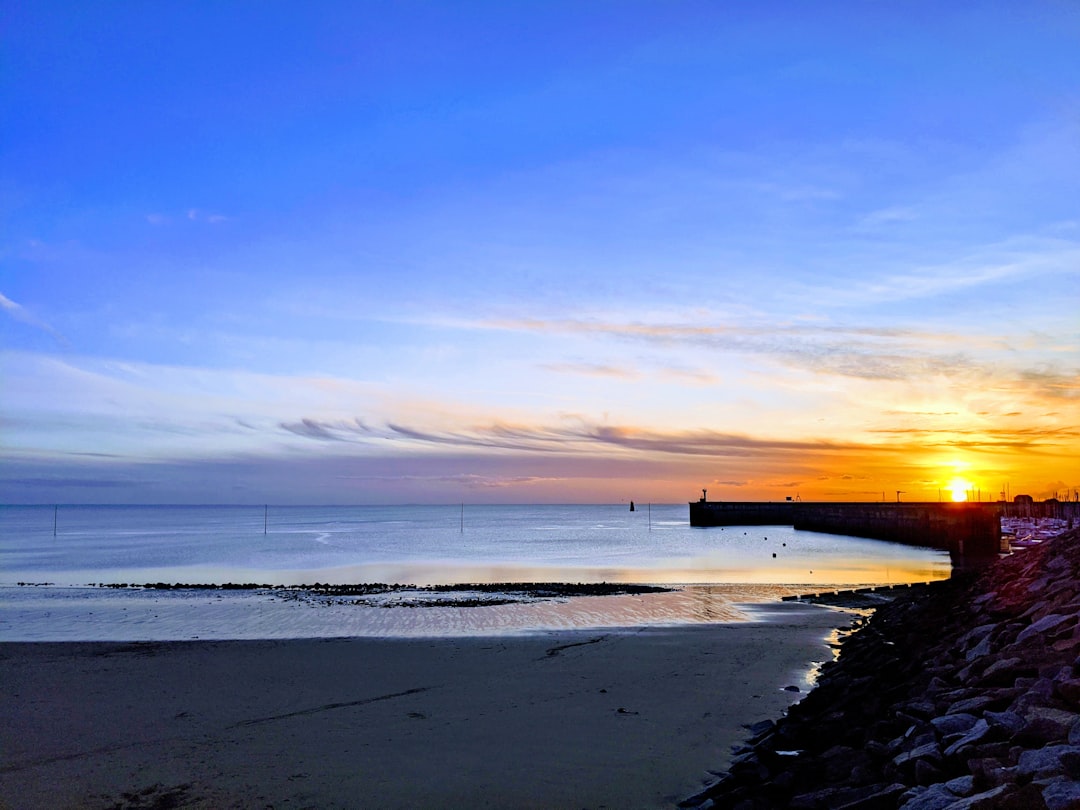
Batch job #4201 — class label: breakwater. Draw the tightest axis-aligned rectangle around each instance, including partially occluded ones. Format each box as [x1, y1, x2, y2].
[689, 501, 1002, 559]
[682, 526, 1080, 809]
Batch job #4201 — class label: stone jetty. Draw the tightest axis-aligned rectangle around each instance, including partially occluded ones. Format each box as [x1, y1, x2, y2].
[683, 526, 1080, 809]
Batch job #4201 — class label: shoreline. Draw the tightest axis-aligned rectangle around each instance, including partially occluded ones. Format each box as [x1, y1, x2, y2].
[0, 582, 865, 642]
[0, 602, 855, 809]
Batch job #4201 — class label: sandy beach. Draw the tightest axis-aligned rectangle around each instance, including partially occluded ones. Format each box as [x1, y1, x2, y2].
[0, 602, 849, 809]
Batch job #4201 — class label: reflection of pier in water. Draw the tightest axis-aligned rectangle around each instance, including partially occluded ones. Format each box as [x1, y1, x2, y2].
[689, 498, 1003, 561]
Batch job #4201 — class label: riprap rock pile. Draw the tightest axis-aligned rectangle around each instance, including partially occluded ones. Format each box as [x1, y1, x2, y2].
[685, 527, 1080, 810]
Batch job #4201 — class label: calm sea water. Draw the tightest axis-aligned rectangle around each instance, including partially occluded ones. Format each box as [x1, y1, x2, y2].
[1, 503, 950, 586]
[0, 504, 951, 640]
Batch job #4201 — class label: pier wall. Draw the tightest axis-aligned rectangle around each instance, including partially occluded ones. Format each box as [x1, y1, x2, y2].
[689, 501, 1002, 559]
[687, 501, 795, 526]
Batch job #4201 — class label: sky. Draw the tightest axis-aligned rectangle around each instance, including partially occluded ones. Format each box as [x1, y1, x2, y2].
[2, 1, 1078, 505]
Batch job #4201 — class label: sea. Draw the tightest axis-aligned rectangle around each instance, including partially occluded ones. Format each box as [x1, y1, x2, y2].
[0, 503, 952, 641]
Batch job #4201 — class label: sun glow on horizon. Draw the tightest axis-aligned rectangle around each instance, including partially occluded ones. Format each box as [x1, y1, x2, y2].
[948, 477, 973, 502]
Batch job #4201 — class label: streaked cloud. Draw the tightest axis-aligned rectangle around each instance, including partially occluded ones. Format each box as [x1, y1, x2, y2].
[273, 416, 1071, 459]
[540, 362, 641, 379]
[0, 292, 67, 345]
[857, 205, 919, 228]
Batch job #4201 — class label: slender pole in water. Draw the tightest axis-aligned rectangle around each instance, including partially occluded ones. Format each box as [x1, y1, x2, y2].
[264, 504, 268, 535]
[648, 502, 651, 531]
[53, 505, 58, 537]
[460, 503, 464, 533]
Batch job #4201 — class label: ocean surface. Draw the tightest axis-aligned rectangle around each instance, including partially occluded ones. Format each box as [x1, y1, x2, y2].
[0, 504, 951, 640]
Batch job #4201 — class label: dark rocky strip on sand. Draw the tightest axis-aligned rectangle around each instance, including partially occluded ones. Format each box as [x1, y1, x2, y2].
[684, 527, 1080, 810]
[77, 580, 671, 601]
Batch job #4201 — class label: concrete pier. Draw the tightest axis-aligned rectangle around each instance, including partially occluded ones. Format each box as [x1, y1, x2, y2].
[689, 500, 1002, 559]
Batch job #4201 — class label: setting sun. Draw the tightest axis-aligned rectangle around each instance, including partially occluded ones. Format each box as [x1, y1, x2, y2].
[948, 478, 972, 502]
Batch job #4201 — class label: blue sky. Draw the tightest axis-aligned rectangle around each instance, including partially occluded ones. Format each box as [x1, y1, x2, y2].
[2, 1, 1078, 504]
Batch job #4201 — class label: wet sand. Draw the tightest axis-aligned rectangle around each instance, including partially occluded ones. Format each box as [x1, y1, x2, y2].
[0, 603, 850, 809]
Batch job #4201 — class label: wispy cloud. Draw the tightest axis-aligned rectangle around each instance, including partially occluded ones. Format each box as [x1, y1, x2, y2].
[856, 205, 919, 229]
[187, 208, 228, 224]
[818, 237, 1080, 307]
[272, 414, 1080, 466]
[274, 417, 859, 457]
[0, 476, 140, 489]
[1015, 369, 1080, 400]
[0, 292, 67, 345]
[488, 316, 982, 382]
[866, 425, 1080, 451]
[146, 209, 229, 225]
[281, 418, 374, 441]
[539, 362, 640, 379]
[335, 472, 566, 489]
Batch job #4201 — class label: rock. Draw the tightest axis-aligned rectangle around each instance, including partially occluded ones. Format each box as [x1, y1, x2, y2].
[728, 751, 769, 782]
[1041, 776, 1080, 810]
[914, 757, 943, 786]
[819, 745, 859, 781]
[1016, 744, 1080, 779]
[848, 763, 876, 786]
[1054, 678, 1080, 707]
[966, 756, 1014, 789]
[893, 742, 943, 772]
[900, 700, 937, 720]
[834, 782, 907, 810]
[959, 623, 997, 650]
[984, 710, 1025, 736]
[977, 656, 1034, 687]
[944, 719, 991, 758]
[896, 783, 956, 810]
[962, 740, 1012, 761]
[788, 784, 876, 810]
[744, 719, 775, 740]
[944, 774, 975, 797]
[1066, 750, 1080, 779]
[864, 739, 891, 759]
[947, 694, 1004, 715]
[931, 713, 979, 737]
[924, 676, 952, 695]
[1013, 678, 1060, 715]
[1052, 635, 1080, 655]
[1027, 575, 1053, 594]
[1017, 614, 1077, 644]
[943, 783, 1047, 809]
[1018, 706, 1077, 745]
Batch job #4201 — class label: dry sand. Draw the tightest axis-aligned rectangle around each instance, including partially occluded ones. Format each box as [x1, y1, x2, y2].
[1, 603, 850, 809]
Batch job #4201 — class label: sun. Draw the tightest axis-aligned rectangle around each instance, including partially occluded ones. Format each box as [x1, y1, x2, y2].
[948, 477, 972, 502]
